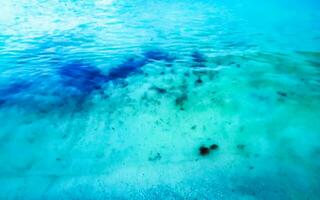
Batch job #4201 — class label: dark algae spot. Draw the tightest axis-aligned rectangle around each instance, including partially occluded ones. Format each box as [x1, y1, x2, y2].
[277, 91, 288, 97]
[237, 144, 246, 150]
[195, 77, 203, 85]
[148, 152, 162, 161]
[210, 144, 219, 150]
[151, 86, 167, 94]
[175, 94, 188, 107]
[199, 146, 210, 156]
[55, 157, 62, 162]
[199, 144, 219, 156]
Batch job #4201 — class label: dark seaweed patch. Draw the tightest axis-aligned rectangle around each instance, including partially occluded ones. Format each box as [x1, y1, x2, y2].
[106, 50, 173, 81]
[1, 49, 174, 112]
[55, 157, 62, 162]
[151, 86, 167, 94]
[143, 49, 174, 62]
[210, 144, 219, 150]
[25, 61, 109, 111]
[277, 91, 287, 97]
[175, 94, 188, 107]
[191, 51, 206, 63]
[59, 61, 108, 94]
[237, 144, 246, 150]
[0, 81, 31, 95]
[0, 99, 5, 106]
[308, 60, 320, 68]
[191, 51, 206, 68]
[195, 77, 203, 85]
[0, 81, 32, 106]
[199, 144, 219, 156]
[184, 72, 190, 77]
[117, 80, 129, 88]
[148, 152, 162, 161]
[107, 58, 146, 81]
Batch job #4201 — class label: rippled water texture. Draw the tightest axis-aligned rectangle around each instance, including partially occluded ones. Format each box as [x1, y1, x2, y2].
[0, 0, 320, 199]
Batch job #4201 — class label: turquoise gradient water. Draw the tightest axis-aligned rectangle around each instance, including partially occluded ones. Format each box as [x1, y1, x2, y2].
[0, 0, 320, 199]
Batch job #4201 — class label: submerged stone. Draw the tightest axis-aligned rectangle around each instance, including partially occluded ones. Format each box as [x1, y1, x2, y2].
[199, 146, 210, 156]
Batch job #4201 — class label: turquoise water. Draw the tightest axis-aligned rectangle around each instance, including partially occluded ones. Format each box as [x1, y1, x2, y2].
[0, 0, 320, 199]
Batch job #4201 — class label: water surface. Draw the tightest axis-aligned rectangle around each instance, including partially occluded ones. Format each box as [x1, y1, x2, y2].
[0, 0, 320, 199]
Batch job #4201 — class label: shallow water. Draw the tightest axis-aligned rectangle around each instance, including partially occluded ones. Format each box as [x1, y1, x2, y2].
[0, 0, 320, 199]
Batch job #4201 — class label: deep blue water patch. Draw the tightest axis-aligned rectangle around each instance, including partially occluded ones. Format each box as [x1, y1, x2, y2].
[0, 81, 32, 106]
[107, 57, 146, 81]
[191, 51, 206, 67]
[0, 61, 108, 112]
[58, 61, 108, 95]
[143, 49, 175, 62]
[107, 49, 174, 81]
[53, 61, 111, 111]
[0, 49, 175, 112]
[192, 51, 206, 63]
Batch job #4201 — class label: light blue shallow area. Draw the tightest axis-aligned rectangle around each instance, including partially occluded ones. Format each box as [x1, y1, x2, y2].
[0, 0, 320, 199]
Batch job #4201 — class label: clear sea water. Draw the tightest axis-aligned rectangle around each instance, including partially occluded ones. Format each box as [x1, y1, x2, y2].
[0, 0, 320, 199]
